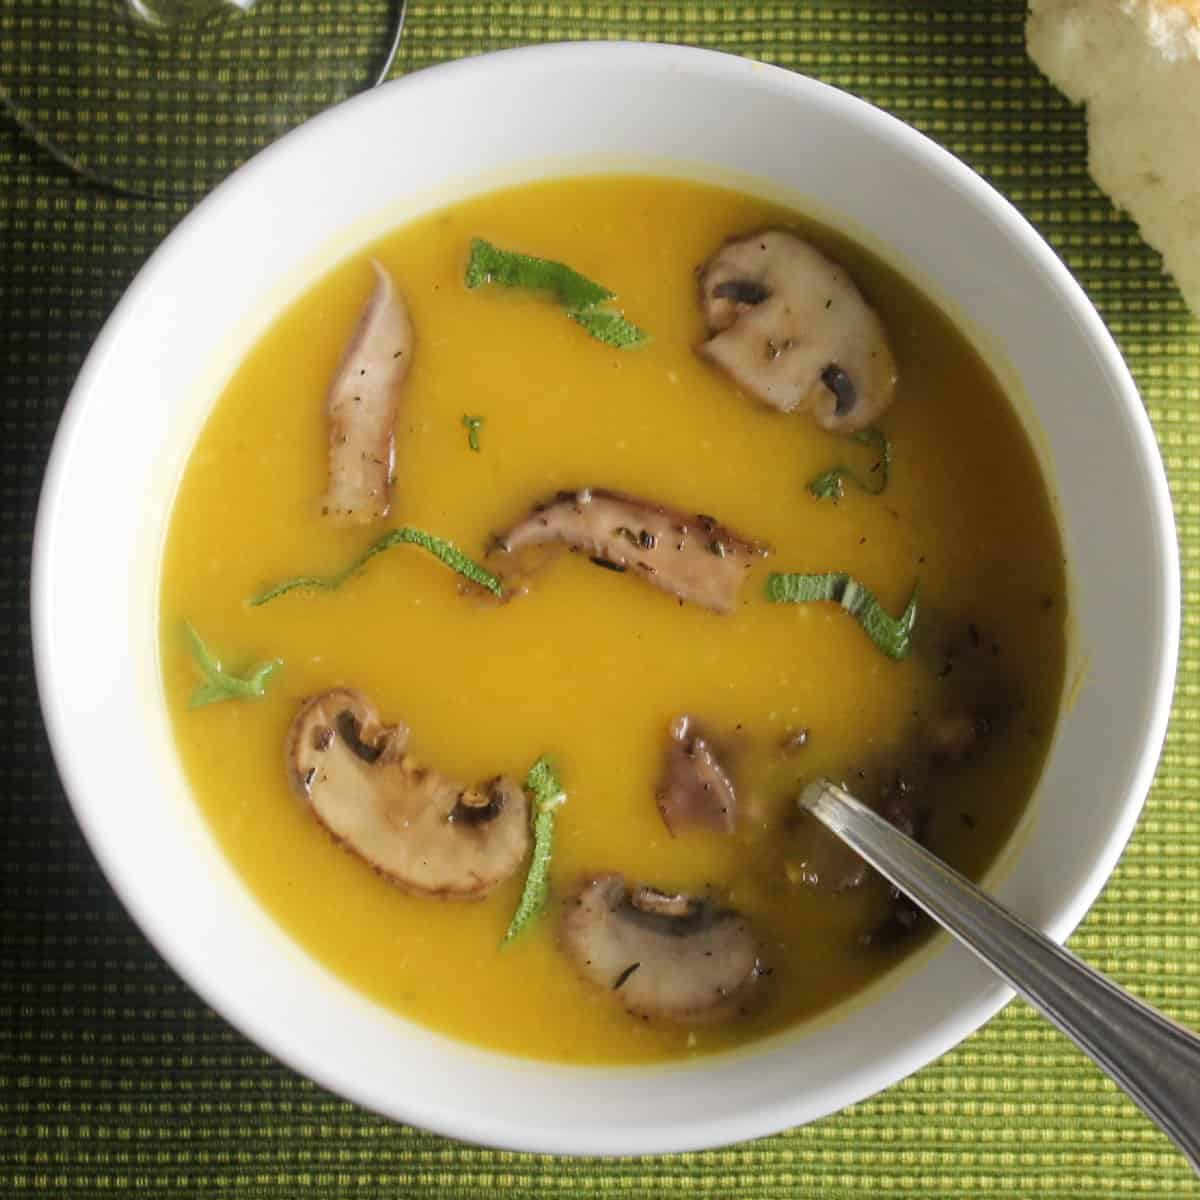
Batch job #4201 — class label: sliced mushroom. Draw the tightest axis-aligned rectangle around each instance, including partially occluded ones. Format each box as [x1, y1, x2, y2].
[788, 620, 1022, 943]
[793, 616, 1019, 899]
[696, 231, 898, 434]
[489, 488, 767, 614]
[287, 688, 529, 899]
[787, 813, 870, 892]
[561, 875, 761, 1023]
[788, 770, 917, 894]
[656, 715, 737, 835]
[323, 261, 414, 523]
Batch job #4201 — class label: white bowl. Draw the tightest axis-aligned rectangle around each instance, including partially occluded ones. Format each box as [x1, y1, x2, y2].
[32, 43, 1178, 1155]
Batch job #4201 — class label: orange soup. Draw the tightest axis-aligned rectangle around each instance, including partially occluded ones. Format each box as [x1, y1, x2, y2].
[160, 175, 1066, 1063]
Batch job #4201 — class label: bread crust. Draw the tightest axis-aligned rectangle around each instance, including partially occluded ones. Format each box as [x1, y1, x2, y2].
[1027, 0, 1200, 317]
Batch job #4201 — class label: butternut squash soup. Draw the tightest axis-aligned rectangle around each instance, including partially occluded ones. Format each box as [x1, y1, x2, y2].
[159, 175, 1067, 1064]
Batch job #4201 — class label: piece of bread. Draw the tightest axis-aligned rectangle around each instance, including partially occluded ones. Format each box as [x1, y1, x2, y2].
[1026, 0, 1200, 316]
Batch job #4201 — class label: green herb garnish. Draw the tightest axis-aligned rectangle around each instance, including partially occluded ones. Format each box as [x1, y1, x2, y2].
[465, 237, 649, 349]
[503, 756, 567, 944]
[767, 572, 919, 660]
[466, 238, 612, 308]
[808, 428, 892, 503]
[566, 307, 648, 348]
[184, 622, 282, 709]
[250, 526, 502, 607]
[462, 414, 484, 452]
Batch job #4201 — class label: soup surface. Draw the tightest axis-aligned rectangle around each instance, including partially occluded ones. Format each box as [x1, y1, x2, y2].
[160, 175, 1066, 1064]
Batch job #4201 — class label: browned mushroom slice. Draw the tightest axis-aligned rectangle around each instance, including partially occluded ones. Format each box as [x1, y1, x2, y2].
[489, 488, 767, 614]
[788, 771, 917, 893]
[696, 231, 898, 434]
[656, 715, 737, 835]
[561, 875, 761, 1023]
[287, 688, 530, 899]
[787, 813, 871, 892]
[323, 261, 414, 523]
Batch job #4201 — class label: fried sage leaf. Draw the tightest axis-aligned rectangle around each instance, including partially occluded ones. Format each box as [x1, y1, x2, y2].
[767, 572, 918, 660]
[184, 622, 282, 709]
[251, 526, 501, 606]
[503, 756, 567, 944]
[462, 414, 485, 452]
[808, 428, 892, 503]
[465, 238, 648, 349]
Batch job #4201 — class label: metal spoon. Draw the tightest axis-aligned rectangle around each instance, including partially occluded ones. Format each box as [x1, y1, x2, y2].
[800, 779, 1200, 1174]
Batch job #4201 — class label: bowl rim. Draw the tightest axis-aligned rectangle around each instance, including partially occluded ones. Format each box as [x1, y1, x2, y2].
[31, 40, 1181, 1155]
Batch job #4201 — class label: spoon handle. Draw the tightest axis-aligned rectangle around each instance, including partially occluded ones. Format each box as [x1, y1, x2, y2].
[802, 780, 1200, 1174]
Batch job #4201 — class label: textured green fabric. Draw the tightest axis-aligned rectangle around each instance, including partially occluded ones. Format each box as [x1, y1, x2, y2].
[0, 0, 403, 196]
[2, 1, 1199, 1196]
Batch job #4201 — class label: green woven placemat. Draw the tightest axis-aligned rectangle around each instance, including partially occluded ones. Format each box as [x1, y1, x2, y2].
[2, 2, 1198, 1196]
[0, 0, 404, 196]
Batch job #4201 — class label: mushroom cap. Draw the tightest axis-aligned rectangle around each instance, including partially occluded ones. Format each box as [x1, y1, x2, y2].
[287, 688, 530, 899]
[696, 231, 898, 434]
[560, 874, 761, 1023]
[489, 488, 767, 615]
